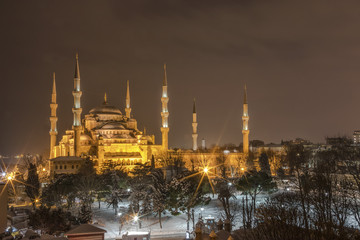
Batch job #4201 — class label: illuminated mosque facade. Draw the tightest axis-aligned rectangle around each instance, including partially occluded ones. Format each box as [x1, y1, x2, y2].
[48, 54, 250, 176]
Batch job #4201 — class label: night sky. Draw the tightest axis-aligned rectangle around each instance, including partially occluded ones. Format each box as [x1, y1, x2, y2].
[1, 1, 360, 155]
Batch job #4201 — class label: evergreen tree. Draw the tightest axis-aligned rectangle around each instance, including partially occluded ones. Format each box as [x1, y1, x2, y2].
[41, 174, 77, 209]
[129, 163, 152, 213]
[76, 158, 99, 208]
[25, 163, 40, 209]
[245, 151, 256, 171]
[78, 204, 92, 224]
[105, 170, 124, 215]
[276, 167, 286, 179]
[28, 206, 73, 234]
[149, 169, 167, 228]
[259, 152, 271, 175]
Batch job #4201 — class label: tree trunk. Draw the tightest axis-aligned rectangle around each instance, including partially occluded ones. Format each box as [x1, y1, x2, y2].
[187, 207, 190, 231]
[296, 169, 310, 240]
[114, 201, 118, 215]
[159, 210, 162, 228]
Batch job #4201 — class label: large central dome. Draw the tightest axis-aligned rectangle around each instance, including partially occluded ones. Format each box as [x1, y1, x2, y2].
[89, 94, 122, 115]
[89, 103, 122, 115]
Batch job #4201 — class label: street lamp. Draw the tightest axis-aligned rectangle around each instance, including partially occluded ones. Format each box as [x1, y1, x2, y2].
[133, 214, 141, 229]
[185, 231, 191, 240]
[200, 207, 204, 218]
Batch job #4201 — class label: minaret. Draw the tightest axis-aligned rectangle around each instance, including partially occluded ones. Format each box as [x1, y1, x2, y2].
[161, 63, 169, 150]
[125, 80, 131, 118]
[72, 53, 82, 157]
[49, 72, 58, 158]
[192, 98, 198, 151]
[242, 84, 250, 154]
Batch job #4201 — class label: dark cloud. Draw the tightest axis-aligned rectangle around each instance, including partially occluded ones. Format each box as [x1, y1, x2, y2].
[1, 0, 360, 155]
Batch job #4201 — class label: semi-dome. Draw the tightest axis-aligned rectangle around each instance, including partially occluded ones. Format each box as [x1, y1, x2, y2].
[100, 122, 126, 130]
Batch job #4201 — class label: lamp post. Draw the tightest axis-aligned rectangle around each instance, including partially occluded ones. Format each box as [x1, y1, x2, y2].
[192, 208, 195, 230]
[134, 215, 141, 229]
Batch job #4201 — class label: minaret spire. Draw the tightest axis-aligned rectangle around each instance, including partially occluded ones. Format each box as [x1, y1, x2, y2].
[72, 53, 82, 157]
[242, 84, 250, 154]
[244, 84, 247, 104]
[125, 80, 131, 118]
[74, 53, 80, 79]
[49, 72, 58, 158]
[192, 98, 198, 151]
[163, 63, 167, 86]
[161, 63, 169, 150]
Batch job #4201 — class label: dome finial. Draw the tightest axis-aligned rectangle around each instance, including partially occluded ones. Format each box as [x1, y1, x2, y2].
[104, 92, 107, 104]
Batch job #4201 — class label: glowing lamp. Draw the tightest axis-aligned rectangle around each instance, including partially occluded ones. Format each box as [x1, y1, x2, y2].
[203, 167, 208, 173]
[7, 176, 12, 180]
[134, 215, 139, 222]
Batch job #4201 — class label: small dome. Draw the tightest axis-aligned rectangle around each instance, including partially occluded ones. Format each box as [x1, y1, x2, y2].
[80, 134, 92, 141]
[90, 103, 122, 115]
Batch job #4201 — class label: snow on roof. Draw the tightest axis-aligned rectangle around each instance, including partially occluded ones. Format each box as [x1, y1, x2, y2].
[124, 231, 150, 235]
[65, 224, 107, 235]
[49, 156, 83, 162]
[104, 152, 142, 158]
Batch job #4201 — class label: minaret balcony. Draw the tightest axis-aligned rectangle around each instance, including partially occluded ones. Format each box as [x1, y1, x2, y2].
[72, 91, 82, 97]
[72, 108, 83, 114]
[161, 112, 169, 118]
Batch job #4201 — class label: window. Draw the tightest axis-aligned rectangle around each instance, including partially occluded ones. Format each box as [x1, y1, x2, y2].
[72, 165, 74, 169]
[55, 165, 58, 170]
[60, 165, 62, 170]
[64, 165, 67, 170]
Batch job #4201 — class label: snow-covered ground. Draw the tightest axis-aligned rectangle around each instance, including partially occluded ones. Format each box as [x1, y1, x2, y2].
[92, 193, 269, 240]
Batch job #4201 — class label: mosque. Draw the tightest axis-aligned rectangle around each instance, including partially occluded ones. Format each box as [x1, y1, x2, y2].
[48, 54, 250, 176]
